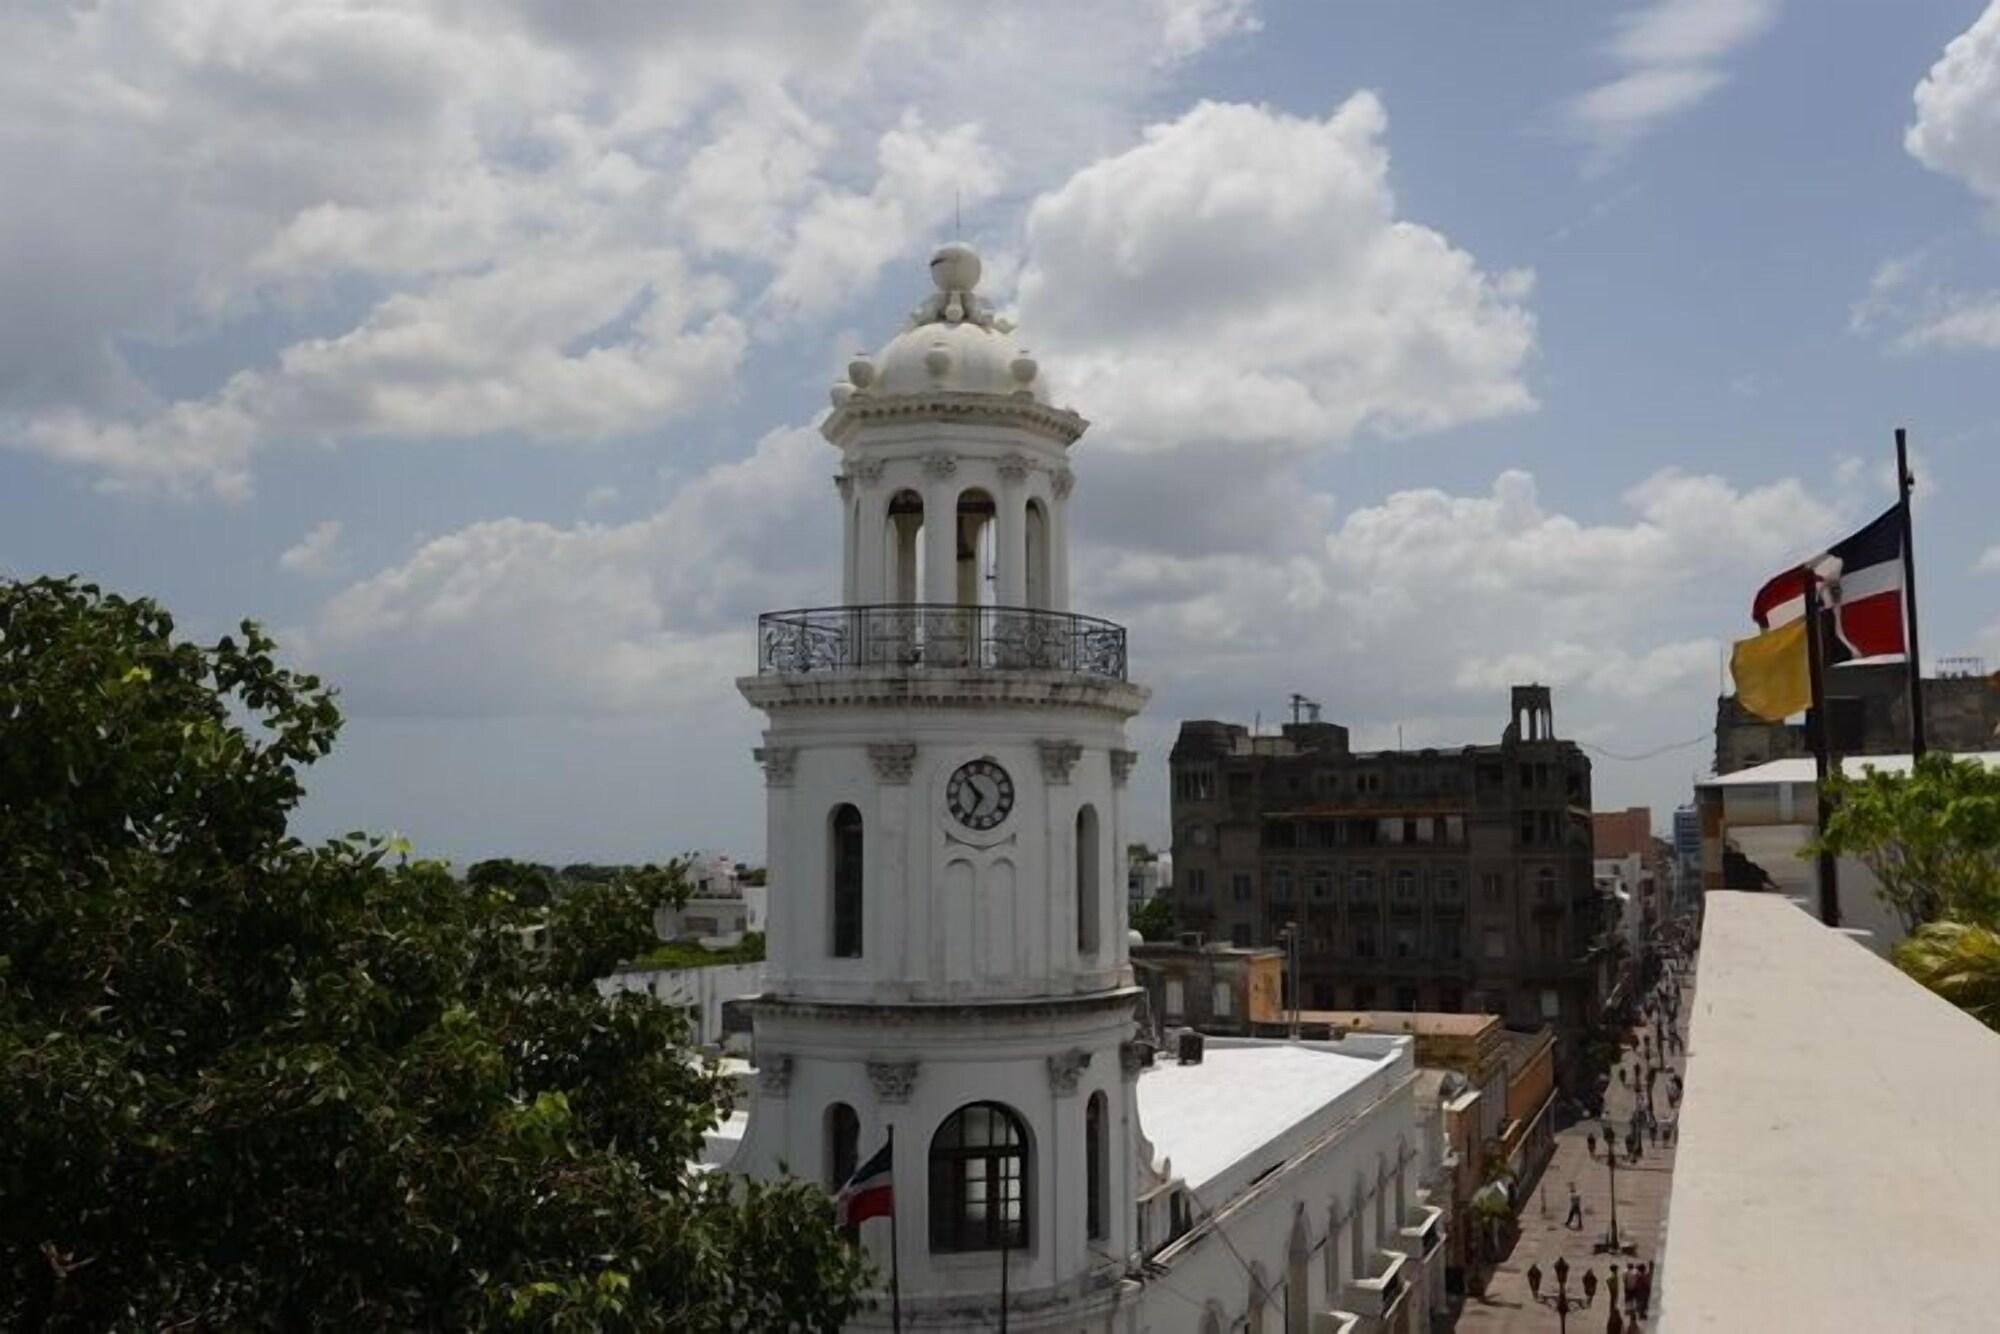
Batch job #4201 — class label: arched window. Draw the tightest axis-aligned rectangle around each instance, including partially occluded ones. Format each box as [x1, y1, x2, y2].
[1536, 866, 1557, 902]
[830, 804, 864, 958]
[955, 488, 996, 608]
[1076, 804, 1101, 958]
[1024, 498, 1050, 609]
[825, 1102, 860, 1188]
[929, 1102, 1030, 1252]
[1286, 1213, 1311, 1334]
[1086, 1091, 1108, 1240]
[888, 490, 924, 603]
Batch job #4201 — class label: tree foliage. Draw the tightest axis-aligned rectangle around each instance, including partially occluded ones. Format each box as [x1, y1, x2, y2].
[0, 577, 870, 1331]
[1893, 921, 2000, 1033]
[1130, 896, 1176, 942]
[1812, 754, 2000, 932]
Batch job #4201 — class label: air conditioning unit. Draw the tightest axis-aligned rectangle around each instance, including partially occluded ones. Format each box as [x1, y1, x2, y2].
[1178, 930, 1205, 948]
[1177, 1030, 1205, 1065]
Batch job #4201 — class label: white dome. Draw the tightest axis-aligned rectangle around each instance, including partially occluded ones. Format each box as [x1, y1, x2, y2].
[833, 245, 1045, 405]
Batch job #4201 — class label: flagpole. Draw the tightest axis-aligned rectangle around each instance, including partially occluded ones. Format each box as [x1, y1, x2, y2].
[1803, 565, 1842, 928]
[1895, 427, 1927, 761]
[888, 1125, 902, 1334]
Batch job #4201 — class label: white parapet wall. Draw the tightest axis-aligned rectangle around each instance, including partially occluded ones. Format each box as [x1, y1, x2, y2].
[1660, 892, 2000, 1332]
[599, 962, 765, 1048]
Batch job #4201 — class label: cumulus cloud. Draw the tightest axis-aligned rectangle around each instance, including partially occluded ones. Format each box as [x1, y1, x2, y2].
[1976, 544, 2000, 574]
[279, 520, 346, 578]
[1566, 0, 1779, 167]
[1849, 252, 2000, 353]
[1013, 95, 1535, 556]
[1908, 0, 2000, 206]
[0, 0, 1255, 496]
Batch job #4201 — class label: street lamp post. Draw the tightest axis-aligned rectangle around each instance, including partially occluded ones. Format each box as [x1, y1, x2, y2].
[1593, 1121, 1623, 1255]
[1525, 1256, 1597, 1334]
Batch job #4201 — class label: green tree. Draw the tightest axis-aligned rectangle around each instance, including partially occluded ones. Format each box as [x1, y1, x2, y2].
[1811, 754, 2000, 932]
[1893, 921, 2000, 1033]
[1131, 895, 1176, 942]
[465, 857, 560, 908]
[0, 578, 870, 1331]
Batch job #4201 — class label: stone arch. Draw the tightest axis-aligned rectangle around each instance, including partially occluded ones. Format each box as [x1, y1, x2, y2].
[824, 1101, 859, 1188]
[929, 1101, 1031, 1253]
[1350, 1176, 1367, 1274]
[1085, 1090, 1108, 1241]
[1024, 496, 1050, 608]
[887, 487, 924, 603]
[954, 485, 997, 608]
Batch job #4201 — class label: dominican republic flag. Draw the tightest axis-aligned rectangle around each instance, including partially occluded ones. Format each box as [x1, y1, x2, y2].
[1751, 505, 1906, 664]
[835, 1139, 894, 1228]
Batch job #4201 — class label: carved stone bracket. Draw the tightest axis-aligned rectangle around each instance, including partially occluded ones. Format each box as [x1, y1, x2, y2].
[998, 452, 1035, 482]
[852, 458, 886, 487]
[1047, 1048, 1093, 1096]
[923, 451, 959, 479]
[1037, 739, 1083, 785]
[754, 745, 798, 788]
[1109, 748, 1139, 788]
[833, 472, 854, 501]
[1051, 466, 1075, 498]
[1119, 1041, 1148, 1080]
[868, 1059, 920, 1103]
[868, 742, 917, 784]
[757, 1055, 793, 1096]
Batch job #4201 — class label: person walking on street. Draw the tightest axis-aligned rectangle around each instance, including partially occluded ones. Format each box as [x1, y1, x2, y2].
[1638, 1262, 1654, 1317]
[1606, 1262, 1621, 1311]
[1565, 1182, 1584, 1229]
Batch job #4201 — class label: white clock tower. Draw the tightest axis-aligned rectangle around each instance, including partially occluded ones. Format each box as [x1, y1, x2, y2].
[733, 243, 1151, 1330]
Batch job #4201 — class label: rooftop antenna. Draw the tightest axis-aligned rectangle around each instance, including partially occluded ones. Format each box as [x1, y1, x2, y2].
[1288, 693, 1322, 726]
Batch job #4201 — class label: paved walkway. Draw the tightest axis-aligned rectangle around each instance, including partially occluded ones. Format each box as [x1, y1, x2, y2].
[1452, 953, 1696, 1334]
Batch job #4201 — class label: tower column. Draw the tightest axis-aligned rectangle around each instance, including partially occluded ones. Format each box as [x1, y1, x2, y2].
[996, 472, 1026, 607]
[923, 478, 957, 605]
[1050, 492, 1073, 613]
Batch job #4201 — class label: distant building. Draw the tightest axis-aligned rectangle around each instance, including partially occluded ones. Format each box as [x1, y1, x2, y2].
[1693, 751, 2000, 957]
[1713, 659, 2000, 776]
[1126, 845, 1172, 905]
[652, 851, 758, 947]
[600, 961, 764, 1050]
[1131, 936, 1282, 1036]
[1170, 685, 1608, 1079]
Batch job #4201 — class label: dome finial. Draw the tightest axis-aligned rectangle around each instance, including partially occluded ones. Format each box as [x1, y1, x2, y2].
[930, 242, 981, 293]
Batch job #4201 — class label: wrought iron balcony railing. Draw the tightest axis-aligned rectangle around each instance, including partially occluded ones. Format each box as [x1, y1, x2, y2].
[756, 603, 1128, 681]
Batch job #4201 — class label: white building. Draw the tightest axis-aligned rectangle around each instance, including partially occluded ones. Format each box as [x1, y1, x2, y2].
[600, 961, 763, 1049]
[723, 245, 1442, 1331]
[652, 851, 759, 946]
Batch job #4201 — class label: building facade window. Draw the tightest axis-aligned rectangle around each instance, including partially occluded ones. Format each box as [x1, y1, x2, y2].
[1086, 1092, 1107, 1241]
[1165, 977, 1185, 1019]
[929, 1102, 1030, 1253]
[1392, 925, 1419, 959]
[1213, 982, 1233, 1017]
[1231, 923, 1252, 947]
[1271, 868, 1293, 901]
[830, 804, 864, 958]
[1076, 804, 1101, 958]
[1481, 925, 1507, 960]
[825, 1102, 860, 1189]
[1232, 872, 1254, 902]
[1175, 770, 1215, 802]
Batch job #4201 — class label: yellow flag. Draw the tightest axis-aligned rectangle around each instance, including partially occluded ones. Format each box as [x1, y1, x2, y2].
[1730, 618, 1810, 721]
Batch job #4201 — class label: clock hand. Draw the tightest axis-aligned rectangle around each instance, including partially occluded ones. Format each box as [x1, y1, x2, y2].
[971, 774, 995, 815]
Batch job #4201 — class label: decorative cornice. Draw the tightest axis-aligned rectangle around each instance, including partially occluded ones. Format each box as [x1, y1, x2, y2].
[922, 451, 958, 479]
[756, 1054, 794, 1096]
[740, 671, 1150, 720]
[1047, 1048, 1092, 1096]
[753, 745, 798, 788]
[852, 457, 886, 486]
[820, 392, 1089, 450]
[1110, 748, 1139, 788]
[1037, 739, 1083, 784]
[753, 987, 1143, 1029]
[867, 1059, 920, 1103]
[1051, 466, 1076, 499]
[867, 742, 918, 784]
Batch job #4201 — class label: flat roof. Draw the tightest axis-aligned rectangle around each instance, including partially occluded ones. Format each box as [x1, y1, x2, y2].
[1697, 751, 2000, 788]
[1135, 1041, 1388, 1193]
[1661, 893, 2000, 1331]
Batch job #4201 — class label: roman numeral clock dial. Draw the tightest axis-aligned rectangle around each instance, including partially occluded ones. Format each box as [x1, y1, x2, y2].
[945, 758, 1015, 832]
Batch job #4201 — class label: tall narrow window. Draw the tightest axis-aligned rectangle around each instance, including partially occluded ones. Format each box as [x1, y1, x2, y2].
[930, 1102, 1030, 1252]
[1086, 1091, 1107, 1240]
[1076, 804, 1101, 958]
[825, 1102, 860, 1188]
[830, 804, 864, 958]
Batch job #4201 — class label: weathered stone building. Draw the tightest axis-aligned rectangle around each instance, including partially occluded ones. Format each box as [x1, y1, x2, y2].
[1170, 686, 1607, 1070]
[1713, 659, 2000, 775]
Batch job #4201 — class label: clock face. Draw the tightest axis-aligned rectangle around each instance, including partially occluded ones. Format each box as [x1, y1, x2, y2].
[945, 758, 1016, 831]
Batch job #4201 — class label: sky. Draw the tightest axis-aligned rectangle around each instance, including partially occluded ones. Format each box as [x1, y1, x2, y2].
[5, 0, 2000, 864]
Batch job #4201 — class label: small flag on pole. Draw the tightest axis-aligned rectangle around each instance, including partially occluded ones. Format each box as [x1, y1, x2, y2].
[835, 1138, 895, 1229]
[1729, 617, 1811, 722]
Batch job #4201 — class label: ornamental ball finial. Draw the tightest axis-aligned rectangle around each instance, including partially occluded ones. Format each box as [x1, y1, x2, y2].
[930, 242, 981, 293]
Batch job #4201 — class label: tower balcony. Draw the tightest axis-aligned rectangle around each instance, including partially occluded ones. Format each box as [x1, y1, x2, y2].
[756, 603, 1128, 682]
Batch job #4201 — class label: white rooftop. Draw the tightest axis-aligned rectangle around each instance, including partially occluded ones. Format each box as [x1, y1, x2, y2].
[1696, 750, 2000, 788]
[1136, 1040, 1394, 1194]
[1661, 893, 2000, 1331]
